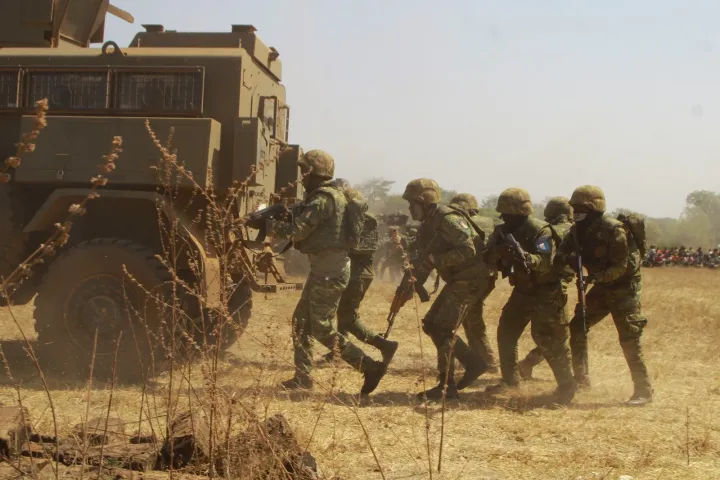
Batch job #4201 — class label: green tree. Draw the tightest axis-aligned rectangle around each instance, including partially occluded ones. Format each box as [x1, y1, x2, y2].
[685, 190, 720, 246]
[480, 195, 498, 210]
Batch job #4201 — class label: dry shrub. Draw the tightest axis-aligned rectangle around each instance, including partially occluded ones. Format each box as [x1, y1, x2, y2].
[1, 111, 719, 479]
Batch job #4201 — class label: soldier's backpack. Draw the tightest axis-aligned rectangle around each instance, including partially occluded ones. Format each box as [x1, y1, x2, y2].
[446, 205, 489, 255]
[343, 193, 379, 253]
[617, 212, 647, 257]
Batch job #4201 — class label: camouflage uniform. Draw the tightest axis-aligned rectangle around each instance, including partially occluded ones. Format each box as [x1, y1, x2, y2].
[519, 197, 575, 377]
[557, 185, 652, 405]
[402, 180, 489, 400]
[448, 193, 499, 372]
[379, 227, 407, 282]
[270, 150, 386, 395]
[328, 184, 398, 364]
[485, 188, 575, 403]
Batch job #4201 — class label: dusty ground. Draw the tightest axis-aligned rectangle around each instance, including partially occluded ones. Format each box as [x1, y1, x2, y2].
[1, 268, 719, 479]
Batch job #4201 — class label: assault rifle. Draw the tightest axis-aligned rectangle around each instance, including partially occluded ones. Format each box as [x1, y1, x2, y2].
[243, 200, 302, 246]
[383, 232, 438, 339]
[572, 231, 589, 375]
[497, 230, 531, 277]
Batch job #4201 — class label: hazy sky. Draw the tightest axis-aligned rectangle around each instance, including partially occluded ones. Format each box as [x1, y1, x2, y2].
[104, 0, 720, 218]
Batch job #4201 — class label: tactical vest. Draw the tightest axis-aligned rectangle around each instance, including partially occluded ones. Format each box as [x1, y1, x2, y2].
[574, 215, 641, 283]
[509, 216, 559, 287]
[417, 205, 485, 282]
[294, 184, 347, 255]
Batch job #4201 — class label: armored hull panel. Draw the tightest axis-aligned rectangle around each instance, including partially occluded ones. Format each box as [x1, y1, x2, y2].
[14, 115, 221, 188]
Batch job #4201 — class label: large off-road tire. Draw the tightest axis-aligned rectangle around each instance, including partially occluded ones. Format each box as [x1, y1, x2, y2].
[0, 185, 28, 282]
[190, 277, 252, 352]
[33, 238, 176, 384]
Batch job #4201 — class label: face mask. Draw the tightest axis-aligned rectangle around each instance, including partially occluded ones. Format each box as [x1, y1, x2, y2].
[573, 213, 588, 222]
[409, 202, 425, 221]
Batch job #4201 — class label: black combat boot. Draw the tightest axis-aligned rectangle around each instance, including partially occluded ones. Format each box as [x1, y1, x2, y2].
[456, 348, 488, 390]
[484, 381, 518, 394]
[626, 386, 653, 407]
[552, 381, 577, 406]
[417, 382, 459, 401]
[280, 374, 313, 390]
[372, 335, 399, 365]
[360, 359, 388, 397]
[518, 358, 534, 380]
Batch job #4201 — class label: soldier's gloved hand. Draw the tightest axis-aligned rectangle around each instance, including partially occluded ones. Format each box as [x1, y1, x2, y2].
[585, 272, 600, 285]
[522, 251, 533, 267]
[497, 244, 514, 265]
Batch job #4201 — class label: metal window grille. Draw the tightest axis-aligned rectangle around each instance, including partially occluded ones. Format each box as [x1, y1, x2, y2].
[115, 70, 203, 114]
[0, 71, 21, 109]
[26, 71, 109, 110]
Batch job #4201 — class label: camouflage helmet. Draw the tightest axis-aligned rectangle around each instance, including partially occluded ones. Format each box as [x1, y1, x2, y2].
[402, 178, 441, 204]
[544, 196, 573, 219]
[450, 193, 479, 213]
[297, 149, 334, 179]
[569, 185, 606, 212]
[496, 188, 533, 216]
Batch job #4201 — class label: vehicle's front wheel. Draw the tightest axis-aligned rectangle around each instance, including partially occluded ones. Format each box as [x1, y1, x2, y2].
[0, 185, 28, 287]
[33, 238, 176, 383]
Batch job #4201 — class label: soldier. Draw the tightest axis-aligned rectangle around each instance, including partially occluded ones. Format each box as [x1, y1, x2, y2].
[519, 196, 575, 379]
[484, 188, 576, 405]
[556, 185, 653, 406]
[448, 193, 499, 373]
[320, 179, 399, 365]
[269, 150, 387, 396]
[400, 179, 489, 400]
[381, 226, 407, 282]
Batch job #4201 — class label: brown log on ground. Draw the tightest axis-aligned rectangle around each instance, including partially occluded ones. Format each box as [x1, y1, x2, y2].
[161, 409, 210, 468]
[0, 405, 33, 457]
[73, 416, 126, 446]
[55, 442, 159, 472]
[129, 433, 157, 444]
[21, 440, 51, 458]
[227, 414, 318, 480]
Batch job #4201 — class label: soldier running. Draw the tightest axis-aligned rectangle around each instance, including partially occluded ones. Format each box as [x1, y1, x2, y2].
[484, 188, 576, 406]
[320, 179, 400, 366]
[556, 185, 653, 406]
[399, 179, 489, 400]
[269, 150, 388, 396]
[448, 193, 500, 374]
[518, 196, 576, 379]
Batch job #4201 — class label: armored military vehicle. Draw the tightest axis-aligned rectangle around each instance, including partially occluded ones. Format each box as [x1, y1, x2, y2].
[0, 1, 305, 381]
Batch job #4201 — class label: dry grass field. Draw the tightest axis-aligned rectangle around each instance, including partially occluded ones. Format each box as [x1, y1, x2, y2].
[1, 267, 719, 479]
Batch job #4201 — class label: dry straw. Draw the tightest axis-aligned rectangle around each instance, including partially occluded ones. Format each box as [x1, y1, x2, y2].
[0, 107, 717, 480]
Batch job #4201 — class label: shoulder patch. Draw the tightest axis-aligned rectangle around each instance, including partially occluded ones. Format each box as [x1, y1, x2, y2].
[535, 236, 552, 253]
[459, 219, 469, 230]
